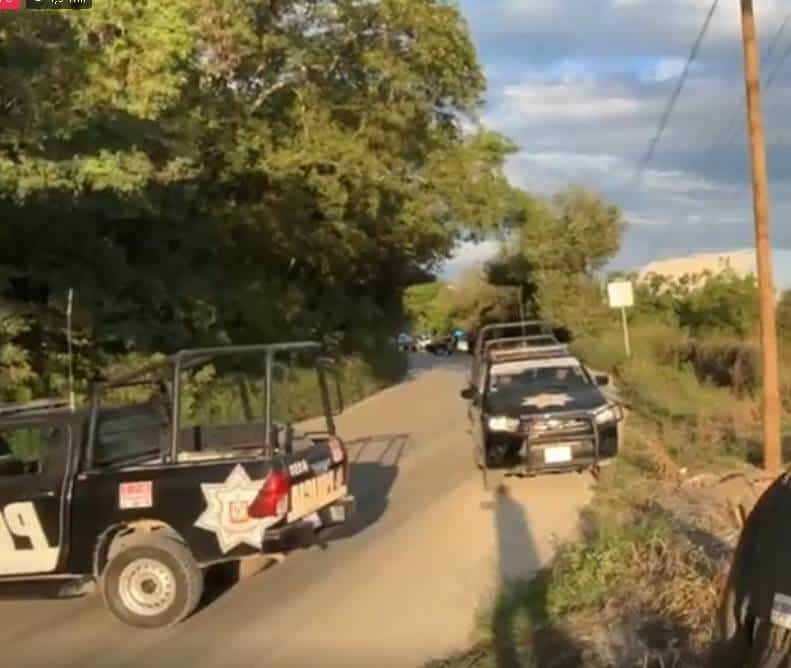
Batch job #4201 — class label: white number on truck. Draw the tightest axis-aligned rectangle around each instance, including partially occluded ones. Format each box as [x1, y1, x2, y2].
[0, 502, 59, 575]
[288, 469, 346, 522]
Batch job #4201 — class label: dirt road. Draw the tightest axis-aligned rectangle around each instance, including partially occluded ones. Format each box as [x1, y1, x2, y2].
[0, 355, 594, 668]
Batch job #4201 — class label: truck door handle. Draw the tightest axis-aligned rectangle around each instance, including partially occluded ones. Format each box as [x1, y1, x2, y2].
[29, 490, 56, 499]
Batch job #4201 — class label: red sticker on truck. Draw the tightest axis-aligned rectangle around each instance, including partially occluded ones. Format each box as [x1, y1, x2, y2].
[119, 481, 153, 509]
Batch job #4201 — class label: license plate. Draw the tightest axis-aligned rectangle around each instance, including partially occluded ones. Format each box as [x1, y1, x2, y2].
[544, 446, 572, 464]
[329, 505, 345, 523]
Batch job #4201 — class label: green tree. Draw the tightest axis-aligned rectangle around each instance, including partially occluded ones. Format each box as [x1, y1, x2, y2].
[778, 290, 791, 342]
[630, 270, 760, 339]
[446, 268, 522, 333]
[676, 271, 759, 338]
[0, 0, 517, 395]
[485, 186, 625, 334]
[403, 282, 453, 334]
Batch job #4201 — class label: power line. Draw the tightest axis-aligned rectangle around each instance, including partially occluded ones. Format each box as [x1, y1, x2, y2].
[765, 32, 791, 89]
[635, 0, 721, 184]
[714, 13, 791, 206]
[702, 11, 791, 172]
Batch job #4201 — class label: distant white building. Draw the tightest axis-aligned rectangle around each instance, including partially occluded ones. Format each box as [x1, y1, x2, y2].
[639, 249, 757, 283]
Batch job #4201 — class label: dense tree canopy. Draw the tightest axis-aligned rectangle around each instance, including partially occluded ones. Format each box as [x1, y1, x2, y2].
[0, 0, 516, 396]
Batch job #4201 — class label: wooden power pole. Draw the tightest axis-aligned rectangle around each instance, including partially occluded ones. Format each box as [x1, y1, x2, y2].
[739, 0, 783, 471]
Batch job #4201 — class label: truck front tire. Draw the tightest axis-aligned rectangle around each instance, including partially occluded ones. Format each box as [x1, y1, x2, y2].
[102, 536, 204, 628]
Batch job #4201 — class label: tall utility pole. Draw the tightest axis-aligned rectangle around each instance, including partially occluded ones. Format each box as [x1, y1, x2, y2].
[739, 0, 782, 471]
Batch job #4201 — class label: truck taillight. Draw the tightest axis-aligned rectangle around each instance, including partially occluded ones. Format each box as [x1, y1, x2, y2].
[248, 470, 290, 519]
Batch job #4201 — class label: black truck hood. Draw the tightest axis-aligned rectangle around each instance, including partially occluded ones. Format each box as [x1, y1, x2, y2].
[484, 386, 608, 417]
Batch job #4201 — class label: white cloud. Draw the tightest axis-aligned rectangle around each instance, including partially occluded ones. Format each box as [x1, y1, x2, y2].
[450, 0, 791, 273]
[498, 0, 563, 22]
[639, 168, 720, 194]
[504, 150, 720, 200]
[441, 240, 500, 279]
[643, 57, 687, 82]
[623, 211, 670, 226]
[500, 80, 642, 122]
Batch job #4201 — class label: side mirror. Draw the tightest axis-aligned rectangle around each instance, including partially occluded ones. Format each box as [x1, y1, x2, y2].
[595, 373, 610, 387]
[460, 387, 476, 400]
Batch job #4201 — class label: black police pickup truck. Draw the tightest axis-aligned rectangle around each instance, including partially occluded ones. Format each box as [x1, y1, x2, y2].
[0, 342, 354, 628]
[462, 322, 624, 478]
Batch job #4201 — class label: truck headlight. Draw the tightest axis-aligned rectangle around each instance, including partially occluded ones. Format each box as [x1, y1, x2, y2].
[594, 404, 623, 425]
[488, 416, 520, 432]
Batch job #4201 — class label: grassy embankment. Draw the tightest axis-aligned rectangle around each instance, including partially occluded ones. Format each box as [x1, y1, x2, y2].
[428, 323, 788, 668]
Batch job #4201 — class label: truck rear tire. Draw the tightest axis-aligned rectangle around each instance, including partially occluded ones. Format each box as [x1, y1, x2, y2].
[102, 536, 204, 628]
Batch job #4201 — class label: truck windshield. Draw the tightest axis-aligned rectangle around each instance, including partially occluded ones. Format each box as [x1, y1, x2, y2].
[489, 364, 590, 395]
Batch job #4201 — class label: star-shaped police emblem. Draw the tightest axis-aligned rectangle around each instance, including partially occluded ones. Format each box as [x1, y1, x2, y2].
[522, 393, 573, 410]
[194, 464, 282, 554]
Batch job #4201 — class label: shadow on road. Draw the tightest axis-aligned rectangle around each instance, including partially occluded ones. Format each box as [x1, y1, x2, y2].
[200, 560, 242, 610]
[328, 433, 409, 542]
[489, 483, 584, 668]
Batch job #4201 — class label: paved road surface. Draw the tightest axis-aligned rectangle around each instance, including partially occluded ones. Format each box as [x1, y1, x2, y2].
[0, 355, 594, 668]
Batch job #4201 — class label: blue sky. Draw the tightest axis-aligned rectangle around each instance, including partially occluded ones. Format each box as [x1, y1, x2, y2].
[442, 0, 791, 285]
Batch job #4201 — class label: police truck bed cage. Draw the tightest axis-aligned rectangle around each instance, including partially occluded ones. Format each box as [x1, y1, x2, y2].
[475, 321, 557, 356]
[471, 321, 559, 380]
[0, 398, 72, 418]
[477, 320, 556, 340]
[483, 335, 560, 358]
[104, 341, 323, 387]
[92, 341, 336, 463]
[487, 343, 571, 364]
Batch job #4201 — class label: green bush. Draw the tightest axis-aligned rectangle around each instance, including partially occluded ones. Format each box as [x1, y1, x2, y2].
[618, 356, 732, 419]
[545, 511, 670, 617]
[676, 339, 759, 396]
[634, 269, 759, 339]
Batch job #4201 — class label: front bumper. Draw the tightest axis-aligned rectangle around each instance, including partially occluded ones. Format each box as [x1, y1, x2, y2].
[484, 423, 619, 473]
[262, 495, 356, 553]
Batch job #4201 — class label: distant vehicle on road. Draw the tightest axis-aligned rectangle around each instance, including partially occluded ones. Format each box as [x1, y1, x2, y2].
[425, 334, 456, 356]
[461, 322, 623, 480]
[0, 343, 354, 628]
[414, 334, 432, 352]
[396, 333, 417, 352]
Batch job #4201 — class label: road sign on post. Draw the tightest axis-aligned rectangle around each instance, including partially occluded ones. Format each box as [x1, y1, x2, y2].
[607, 281, 634, 358]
